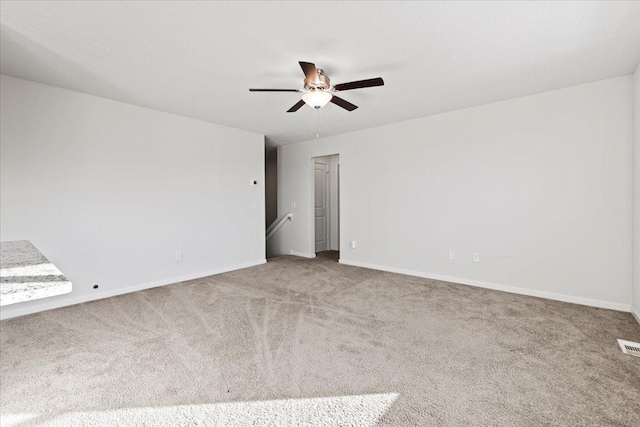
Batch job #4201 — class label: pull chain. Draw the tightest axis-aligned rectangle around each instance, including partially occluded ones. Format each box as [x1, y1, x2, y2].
[316, 108, 320, 138]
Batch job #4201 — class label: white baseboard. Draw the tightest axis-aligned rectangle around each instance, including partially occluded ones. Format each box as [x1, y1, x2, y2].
[289, 250, 316, 259]
[0, 259, 267, 321]
[632, 306, 640, 325]
[339, 259, 631, 313]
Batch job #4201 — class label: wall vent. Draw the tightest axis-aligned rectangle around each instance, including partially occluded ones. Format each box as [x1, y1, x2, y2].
[617, 339, 640, 357]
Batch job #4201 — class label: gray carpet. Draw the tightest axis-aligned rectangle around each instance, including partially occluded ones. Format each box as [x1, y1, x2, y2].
[1, 251, 639, 426]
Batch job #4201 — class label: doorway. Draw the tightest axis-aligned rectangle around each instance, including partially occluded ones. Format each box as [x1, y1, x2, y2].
[313, 155, 340, 256]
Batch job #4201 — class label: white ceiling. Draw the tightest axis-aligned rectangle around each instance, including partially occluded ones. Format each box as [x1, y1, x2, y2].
[1, 1, 639, 145]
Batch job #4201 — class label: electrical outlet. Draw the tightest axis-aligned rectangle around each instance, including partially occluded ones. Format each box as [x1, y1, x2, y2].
[291, 201, 296, 208]
[449, 250, 455, 260]
[473, 253, 480, 263]
[176, 251, 182, 262]
[350, 241, 356, 249]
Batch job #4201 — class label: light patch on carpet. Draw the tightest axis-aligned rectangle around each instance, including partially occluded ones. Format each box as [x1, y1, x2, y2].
[10, 393, 399, 427]
[1, 412, 39, 426]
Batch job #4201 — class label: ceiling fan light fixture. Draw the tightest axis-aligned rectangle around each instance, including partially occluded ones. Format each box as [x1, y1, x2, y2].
[302, 90, 333, 109]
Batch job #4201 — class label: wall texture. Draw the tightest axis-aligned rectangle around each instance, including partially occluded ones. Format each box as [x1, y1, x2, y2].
[633, 64, 640, 322]
[272, 76, 633, 311]
[0, 75, 266, 319]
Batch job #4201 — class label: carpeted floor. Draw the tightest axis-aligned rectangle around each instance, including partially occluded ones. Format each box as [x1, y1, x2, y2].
[1, 251, 639, 426]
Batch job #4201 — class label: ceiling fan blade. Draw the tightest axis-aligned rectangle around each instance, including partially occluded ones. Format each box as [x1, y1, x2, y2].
[334, 77, 384, 91]
[287, 100, 306, 113]
[330, 96, 358, 111]
[249, 89, 300, 92]
[299, 61, 318, 80]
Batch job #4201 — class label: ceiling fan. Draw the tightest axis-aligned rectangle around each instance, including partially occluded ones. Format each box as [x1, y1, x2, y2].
[249, 61, 384, 112]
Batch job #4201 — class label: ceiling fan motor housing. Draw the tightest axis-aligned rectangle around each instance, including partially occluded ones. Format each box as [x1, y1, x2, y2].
[304, 69, 331, 91]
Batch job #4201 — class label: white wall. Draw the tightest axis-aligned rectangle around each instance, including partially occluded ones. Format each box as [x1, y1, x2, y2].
[633, 64, 640, 323]
[0, 75, 265, 319]
[272, 76, 633, 311]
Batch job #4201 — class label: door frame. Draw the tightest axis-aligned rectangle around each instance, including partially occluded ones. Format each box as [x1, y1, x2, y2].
[313, 158, 330, 253]
[310, 154, 340, 257]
